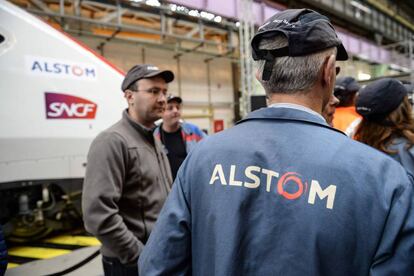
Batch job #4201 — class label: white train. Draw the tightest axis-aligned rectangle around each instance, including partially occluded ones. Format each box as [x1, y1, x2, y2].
[0, 0, 125, 240]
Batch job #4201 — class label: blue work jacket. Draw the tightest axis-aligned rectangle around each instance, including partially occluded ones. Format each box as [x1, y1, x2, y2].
[154, 122, 207, 154]
[387, 136, 414, 176]
[139, 107, 414, 276]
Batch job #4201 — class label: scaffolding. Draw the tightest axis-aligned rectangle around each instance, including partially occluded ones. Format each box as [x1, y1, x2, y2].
[238, 0, 255, 116]
[9, 0, 238, 59]
[380, 37, 414, 83]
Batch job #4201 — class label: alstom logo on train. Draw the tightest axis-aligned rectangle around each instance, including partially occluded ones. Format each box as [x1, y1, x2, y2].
[26, 56, 97, 80]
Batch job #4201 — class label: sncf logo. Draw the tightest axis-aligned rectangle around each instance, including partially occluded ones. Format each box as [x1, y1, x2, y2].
[45, 93, 97, 119]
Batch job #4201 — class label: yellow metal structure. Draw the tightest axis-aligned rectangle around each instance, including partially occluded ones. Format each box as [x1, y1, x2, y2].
[44, 235, 101, 247]
[8, 247, 71, 259]
[7, 263, 19, 269]
[365, 0, 414, 32]
[7, 235, 100, 268]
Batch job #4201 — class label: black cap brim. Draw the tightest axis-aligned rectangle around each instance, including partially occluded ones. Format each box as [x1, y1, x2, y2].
[347, 83, 360, 92]
[404, 84, 414, 93]
[336, 43, 348, 61]
[167, 96, 182, 103]
[144, 70, 174, 83]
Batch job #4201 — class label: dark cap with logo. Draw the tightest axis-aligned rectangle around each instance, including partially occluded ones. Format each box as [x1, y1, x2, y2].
[356, 78, 407, 120]
[167, 94, 182, 104]
[121, 64, 174, 91]
[251, 9, 348, 81]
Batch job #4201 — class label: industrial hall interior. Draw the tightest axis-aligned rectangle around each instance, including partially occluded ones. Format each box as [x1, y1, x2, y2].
[0, 0, 414, 275]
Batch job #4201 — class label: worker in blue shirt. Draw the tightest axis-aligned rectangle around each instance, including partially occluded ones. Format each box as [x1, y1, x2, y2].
[139, 9, 414, 276]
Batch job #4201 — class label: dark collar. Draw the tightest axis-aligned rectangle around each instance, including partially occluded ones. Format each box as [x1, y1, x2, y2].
[123, 109, 156, 145]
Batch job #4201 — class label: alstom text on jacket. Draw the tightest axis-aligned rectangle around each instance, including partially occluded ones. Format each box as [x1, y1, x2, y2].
[209, 164, 337, 209]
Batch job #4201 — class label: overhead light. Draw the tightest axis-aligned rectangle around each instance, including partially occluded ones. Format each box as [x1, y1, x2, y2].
[358, 72, 371, 80]
[145, 0, 160, 7]
[200, 11, 215, 21]
[168, 5, 224, 24]
[176, 5, 189, 13]
[235, 21, 240, 27]
[357, 54, 369, 60]
[214, 16, 222, 23]
[389, 63, 411, 73]
[169, 4, 177, 11]
[188, 10, 199, 17]
[350, 1, 371, 14]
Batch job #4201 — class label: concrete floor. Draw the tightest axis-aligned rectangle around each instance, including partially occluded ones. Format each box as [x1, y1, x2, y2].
[5, 246, 103, 276]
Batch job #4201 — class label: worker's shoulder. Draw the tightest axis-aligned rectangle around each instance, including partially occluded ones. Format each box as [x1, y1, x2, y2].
[339, 136, 411, 185]
[89, 119, 140, 151]
[182, 122, 204, 133]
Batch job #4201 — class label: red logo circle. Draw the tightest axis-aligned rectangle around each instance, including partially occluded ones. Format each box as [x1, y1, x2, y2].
[277, 172, 306, 200]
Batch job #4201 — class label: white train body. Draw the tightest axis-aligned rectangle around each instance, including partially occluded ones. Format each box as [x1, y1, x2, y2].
[0, 1, 126, 230]
[0, 0, 125, 186]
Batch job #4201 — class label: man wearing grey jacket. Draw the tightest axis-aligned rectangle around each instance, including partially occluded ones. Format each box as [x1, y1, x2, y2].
[82, 64, 173, 275]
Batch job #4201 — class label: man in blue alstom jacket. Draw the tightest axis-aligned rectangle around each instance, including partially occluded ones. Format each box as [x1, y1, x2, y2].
[139, 9, 414, 276]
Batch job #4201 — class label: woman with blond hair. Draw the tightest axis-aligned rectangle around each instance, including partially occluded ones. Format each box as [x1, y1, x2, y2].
[354, 78, 414, 174]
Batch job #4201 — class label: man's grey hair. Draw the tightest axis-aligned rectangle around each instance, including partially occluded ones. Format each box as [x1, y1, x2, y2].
[255, 35, 337, 95]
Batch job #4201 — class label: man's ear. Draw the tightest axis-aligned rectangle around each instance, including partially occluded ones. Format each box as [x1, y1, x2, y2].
[124, 90, 134, 104]
[322, 54, 336, 87]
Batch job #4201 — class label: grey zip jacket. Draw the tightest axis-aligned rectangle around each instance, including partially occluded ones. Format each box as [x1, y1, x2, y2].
[82, 109, 172, 264]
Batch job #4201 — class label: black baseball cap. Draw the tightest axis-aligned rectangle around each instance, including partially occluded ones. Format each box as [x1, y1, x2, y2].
[167, 95, 182, 104]
[404, 83, 414, 94]
[356, 78, 407, 120]
[121, 64, 174, 91]
[404, 83, 414, 105]
[251, 9, 348, 80]
[335, 77, 360, 93]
